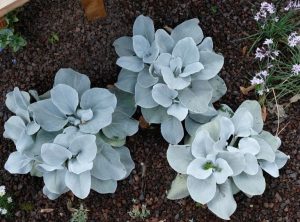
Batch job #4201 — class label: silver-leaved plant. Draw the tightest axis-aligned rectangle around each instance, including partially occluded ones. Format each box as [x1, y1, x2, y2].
[113, 15, 226, 144]
[4, 68, 138, 199]
[166, 100, 289, 220]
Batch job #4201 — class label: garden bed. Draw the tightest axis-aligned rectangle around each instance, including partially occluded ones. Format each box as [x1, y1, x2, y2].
[0, 0, 299, 221]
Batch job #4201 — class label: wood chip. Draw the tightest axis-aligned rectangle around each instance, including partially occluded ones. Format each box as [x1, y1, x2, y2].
[261, 105, 267, 122]
[240, 85, 255, 95]
[242, 46, 248, 56]
[289, 94, 300, 103]
[139, 116, 150, 129]
[81, 0, 107, 21]
[40, 208, 54, 213]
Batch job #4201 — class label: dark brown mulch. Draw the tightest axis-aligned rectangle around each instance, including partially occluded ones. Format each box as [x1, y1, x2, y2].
[0, 0, 299, 221]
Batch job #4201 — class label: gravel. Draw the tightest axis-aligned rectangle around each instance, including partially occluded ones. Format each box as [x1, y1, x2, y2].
[0, 0, 299, 221]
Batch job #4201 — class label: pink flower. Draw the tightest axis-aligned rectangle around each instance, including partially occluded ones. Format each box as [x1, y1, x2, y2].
[254, 2, 276, 22]
[255, 47, 267, 61]
[285, 0, 300, 11]
[292, 64, 300, 76]
[263, 38, 273, 46]
[288, 32, 300, 47]
[250, 70, 269, 85]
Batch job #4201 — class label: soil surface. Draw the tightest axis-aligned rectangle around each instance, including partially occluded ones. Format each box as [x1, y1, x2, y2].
[0, 0, 299, 221]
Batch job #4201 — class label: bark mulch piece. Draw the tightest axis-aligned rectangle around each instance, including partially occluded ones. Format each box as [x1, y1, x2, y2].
[0, 0, 299, 221]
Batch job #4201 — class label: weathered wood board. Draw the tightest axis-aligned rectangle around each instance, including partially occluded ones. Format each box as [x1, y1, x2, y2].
[0, 0, 29, 18]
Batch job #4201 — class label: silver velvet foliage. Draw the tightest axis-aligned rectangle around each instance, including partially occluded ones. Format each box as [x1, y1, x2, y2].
[3, 68, 138, 199]
[166, 100, 289, 220]
[113, 15, 226, 144]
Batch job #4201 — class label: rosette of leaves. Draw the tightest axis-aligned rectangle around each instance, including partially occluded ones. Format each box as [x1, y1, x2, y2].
[166, 100, 289, 220]
[3, 68, 138, 200]
[3, 87, 56, 175]
[113, 15, 226, 144]
[38, 127, 135, 199]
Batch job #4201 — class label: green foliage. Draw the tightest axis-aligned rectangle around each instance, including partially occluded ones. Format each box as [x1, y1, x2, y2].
[0, 11, 26, 52]
[70, 204, 88, 222]
[48, 32, 59, 44]
[128, 204, 150, 220]
[249, 11, 299, 52]
[247, 2, 300, 104]
[19, 202, 34, 212]
[210, 5, 218, 14]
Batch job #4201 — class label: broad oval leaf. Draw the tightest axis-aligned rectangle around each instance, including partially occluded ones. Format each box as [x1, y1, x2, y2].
[161, 116, 184, 144]
[208, 76, 227, 103]
[172, 37, 200, 66]
[155, 29, 174, 53]
[102, 112, 138, 139]
[114, 146, 135, 179]
[135, 83, 158, 108]
[187, 175, 217, 204]
[171, 18, 204, 44]
[44, 169, 67, 194]
[115, 69, 138, 94]
[178, 80, 212, 113]
[152, 83, 178, 108]
[69, 134, 97, 163]
[194, 51, 224, 80]
[167, 174, 190, 200]
[4, 151, 33, 174]
[198, 37, 214, 52]
[54, 68, 91, 97]
[41, 143, 72, 166]
[132, 35, 150, 58]
[232, 168, 266, 196]
[207, 180, 237, 220]
[113, 36, 134, 57]
[133, 15, 155, 43]
[29, 99, 67, 132]
[167, 103, 188, 121]
[141, 106, 168, 124]
[50, 84, 79, 115]
[161, 66, 191, 90]
[65, 171, 91, 199]
[167, 145, 194, 174]
[137, 67, 158, 88]
[91, 143, 126, 180]
[91, 177, 117, 194]
[238, 100, 263, 134]
[116, 56, 144, 72]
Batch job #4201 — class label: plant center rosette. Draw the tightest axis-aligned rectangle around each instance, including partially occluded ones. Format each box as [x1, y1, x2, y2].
[113, 15, 226, 144]
[166, 100, 289, 220]
[3, 68, 138, 199]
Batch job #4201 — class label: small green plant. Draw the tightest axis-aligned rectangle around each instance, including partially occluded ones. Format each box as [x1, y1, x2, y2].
[0, 185, 13, 218]
[210, 5, 218, 14]
[0, 11, 26, 52]
[128, 204, 150, 220]
[19, 202, 34, 212]
[48, 32, 59, 44]
[70, 204, 88, 222]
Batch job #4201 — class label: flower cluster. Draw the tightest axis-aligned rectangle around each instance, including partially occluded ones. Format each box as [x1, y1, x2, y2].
[285, 0, 300, 11]
[292, 64, 300, 75]
[0, 185, 13, 216]
[250, 70, 269, 86]
[254, 2, 276, 22]
[255, 39, 280, 61]
[288, 32, 300, 47]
